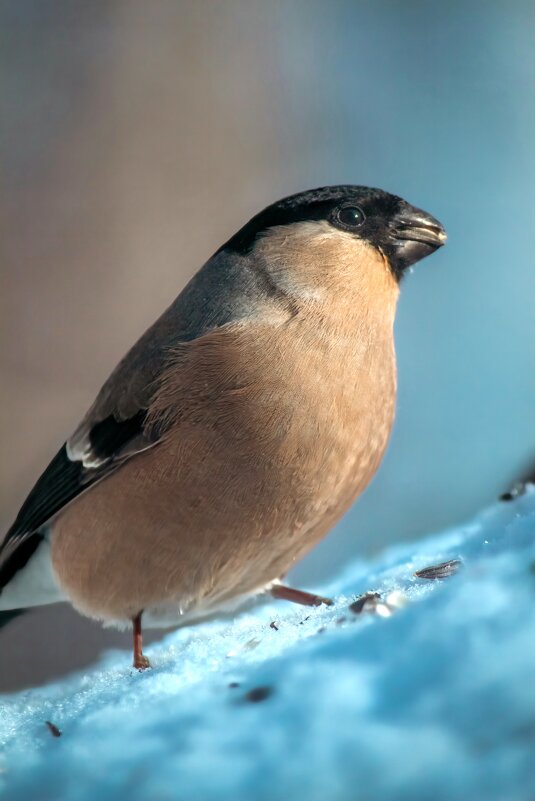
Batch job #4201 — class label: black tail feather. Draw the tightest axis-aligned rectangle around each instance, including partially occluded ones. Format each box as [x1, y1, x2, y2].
[0, 609, 26, 629]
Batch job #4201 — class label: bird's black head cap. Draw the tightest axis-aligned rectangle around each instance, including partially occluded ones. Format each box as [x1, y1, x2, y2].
[221, 185, 446, 280]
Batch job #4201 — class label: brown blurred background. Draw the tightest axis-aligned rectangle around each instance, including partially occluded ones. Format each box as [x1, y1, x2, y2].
[2, 0, 535, 690]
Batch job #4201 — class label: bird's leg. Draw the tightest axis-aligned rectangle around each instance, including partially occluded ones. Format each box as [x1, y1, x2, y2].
[132, 611, 151, 670]
[270, 583, 333, 607]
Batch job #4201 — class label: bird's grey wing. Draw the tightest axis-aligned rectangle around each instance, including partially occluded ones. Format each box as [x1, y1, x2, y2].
[0, 248, 276, 591]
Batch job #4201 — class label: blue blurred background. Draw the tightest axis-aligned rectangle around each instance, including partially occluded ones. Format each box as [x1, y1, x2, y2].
[1, 0, 534, 688]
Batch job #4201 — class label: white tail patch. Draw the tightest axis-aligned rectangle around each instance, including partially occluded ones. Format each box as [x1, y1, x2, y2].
[0, 538, 65, 610]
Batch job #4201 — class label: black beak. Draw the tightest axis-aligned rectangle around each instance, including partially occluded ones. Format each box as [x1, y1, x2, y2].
[388, 205, 447, 276]
[394, 209, 447, 248]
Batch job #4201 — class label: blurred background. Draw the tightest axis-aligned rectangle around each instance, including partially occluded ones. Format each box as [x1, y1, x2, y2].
[1, 0, 534, 690]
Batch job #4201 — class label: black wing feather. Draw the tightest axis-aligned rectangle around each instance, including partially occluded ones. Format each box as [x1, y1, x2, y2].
[0, 533, 44, 591]
[0, 446, 81, 589]
[0, 413, 147, 590]
[88, 410, 147, 461]
[7, 446, 84, 542]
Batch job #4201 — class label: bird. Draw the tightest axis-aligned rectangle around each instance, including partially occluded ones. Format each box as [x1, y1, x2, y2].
[0, 185, 446, 669]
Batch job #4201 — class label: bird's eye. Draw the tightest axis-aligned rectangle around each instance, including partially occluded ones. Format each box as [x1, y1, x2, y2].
[335, 205, 366, 229]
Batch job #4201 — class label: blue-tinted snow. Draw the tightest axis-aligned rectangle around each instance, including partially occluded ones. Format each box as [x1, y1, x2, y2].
[1, 490, 535, 801]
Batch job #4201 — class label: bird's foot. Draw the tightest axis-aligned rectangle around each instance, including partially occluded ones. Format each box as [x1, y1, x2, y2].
[271, 583, 333, 607]
[133, 653, 151, 671]
[132, 611, 151, 670]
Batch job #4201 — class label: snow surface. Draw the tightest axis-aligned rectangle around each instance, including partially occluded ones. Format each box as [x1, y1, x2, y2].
[1, 491, 535, 801]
